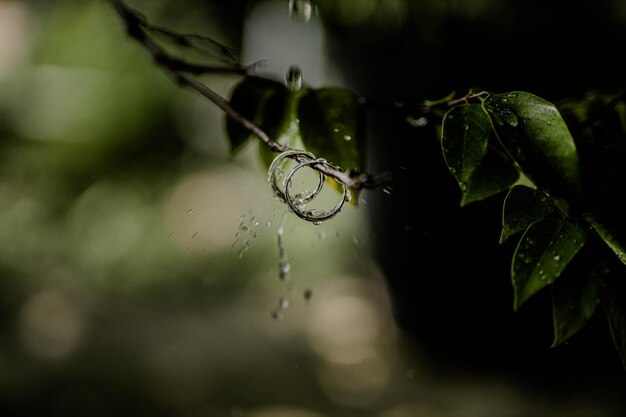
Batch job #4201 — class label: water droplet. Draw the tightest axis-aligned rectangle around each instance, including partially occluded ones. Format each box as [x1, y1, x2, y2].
[333, 127, 339, 133]
[502, 110, 519, 127]
[271, 309, 284, 320]
[406, 116, 428, 127]
[318, 230, 326, 239]
[285, 65, 302, 92]
[187, 207, 195, 214]
[312, 220, 322, 226]
[192, 232, 198, 239]
[553, 255, 560, 261]
[449, 167, 457, 174]
[343, 135, 352, 141]
[238, 239, 252, 258]
[279, 297, 290, 309]
[266, 221, 272, 227]
[382, 186, 393, 195]
[304, 289, 312, 301]
[279, 259, 291, 280]
[352, 236, 361, 246]
[289, 0, 313, 22]
[539, 269, 544, 275]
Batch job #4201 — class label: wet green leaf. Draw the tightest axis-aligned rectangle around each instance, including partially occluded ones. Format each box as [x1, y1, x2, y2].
[483, 92, 583, 200]
[297, 87, 366, 173]
[500, 186, 554, 243]
[552, 253, 604, 347]
[256, 86, 302, 170]
[512, 219, 586, 310]
[441, 104, 490, 186]
[459, 149, 519, 206]
[225, 77, 283, 154]
[586, 215, 626, 266]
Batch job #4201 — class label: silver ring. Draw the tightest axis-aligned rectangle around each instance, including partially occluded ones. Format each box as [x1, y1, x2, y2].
[283, 158, 350, 224]
[268, 150, 324, 204]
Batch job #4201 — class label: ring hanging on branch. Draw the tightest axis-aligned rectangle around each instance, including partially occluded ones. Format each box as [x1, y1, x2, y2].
[268, 150, 324, 204]
[269, 151, 351, 224]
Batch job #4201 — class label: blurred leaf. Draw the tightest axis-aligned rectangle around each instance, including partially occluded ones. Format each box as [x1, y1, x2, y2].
[441, 104, 490, 186]
[512, 219, 586, 311]
[297, 87, 366, 173]
[226, 77, 282, 154]
[604, 276, 626, 369]
[552, 254, 604, 347]
[586, 215, 626, 265]
[460, 148, 519, 206]
[483, 92, 583, 200]
[500, 186, 554, 243]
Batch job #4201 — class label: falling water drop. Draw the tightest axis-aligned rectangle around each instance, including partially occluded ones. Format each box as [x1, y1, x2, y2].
[285, 65, 302, 92]
[277, 211, 291, 281]
[289, 0, 313, 22]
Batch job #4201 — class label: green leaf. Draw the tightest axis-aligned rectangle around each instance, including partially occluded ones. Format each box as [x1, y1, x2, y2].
[297, 87, 366, 173]
[256, 87, 302, 170]
[482, 92, 583, 200]
[604, 279, 626, 369]
[459, 148, 519, 206]
[512, 219, 586, 310]
[226, 77, 282, 154]
[586, 215, 626, 266]
[551, 255, 604, 347]
[441, 104, 490, 186]
[500, 186, 554, 243]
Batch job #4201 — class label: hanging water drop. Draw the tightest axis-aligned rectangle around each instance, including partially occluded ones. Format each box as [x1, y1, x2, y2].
[343, 135, 352, 141]
[279, 297, 290, 310]
[289, 0, 313, 22]
[285, 65, 302, 92]
[553, 255, 560, 261]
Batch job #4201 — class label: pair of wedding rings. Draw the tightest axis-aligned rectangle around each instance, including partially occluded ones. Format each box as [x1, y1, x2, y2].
[268, 150, 350, 223]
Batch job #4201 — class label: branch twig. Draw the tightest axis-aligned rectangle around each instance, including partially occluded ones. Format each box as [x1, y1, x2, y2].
[108, 0, 391, 190]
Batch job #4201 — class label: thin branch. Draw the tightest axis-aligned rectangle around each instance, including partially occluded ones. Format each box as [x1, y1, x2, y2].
[445, 91, 491, 107]
[108, 0, 391, 190]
